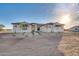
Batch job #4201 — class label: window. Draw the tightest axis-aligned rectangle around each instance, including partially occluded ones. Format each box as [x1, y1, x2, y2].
[14, 25, 17, 27]
[48, 25, 51, 28]
[75, 27, 79, 30]
[55, 25, 61, 27]
[22, 27, 27, 30]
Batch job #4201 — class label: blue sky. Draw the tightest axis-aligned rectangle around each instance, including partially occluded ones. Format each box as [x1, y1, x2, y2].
[0, 3, 79, 29]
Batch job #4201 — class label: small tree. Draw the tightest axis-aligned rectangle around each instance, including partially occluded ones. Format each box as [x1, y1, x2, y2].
[0, 24, 5, 31]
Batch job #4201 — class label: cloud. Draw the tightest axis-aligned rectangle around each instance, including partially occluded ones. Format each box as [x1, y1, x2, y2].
[53, 3, 79, 29]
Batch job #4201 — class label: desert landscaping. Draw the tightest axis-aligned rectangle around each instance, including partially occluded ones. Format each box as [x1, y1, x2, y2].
[58, 32, 79, 56]
[0, 3, 79, 56]
[0, 32, 64, 56]
[0, 32, 78, 56]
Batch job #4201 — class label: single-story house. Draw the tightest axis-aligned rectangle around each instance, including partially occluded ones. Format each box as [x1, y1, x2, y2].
[69, 26, 79, 32]
[11, 22, 64, 33]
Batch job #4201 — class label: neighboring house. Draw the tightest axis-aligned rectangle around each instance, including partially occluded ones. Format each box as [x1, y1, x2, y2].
[69, 26, 79, 32]
[11, 22, 64, 33]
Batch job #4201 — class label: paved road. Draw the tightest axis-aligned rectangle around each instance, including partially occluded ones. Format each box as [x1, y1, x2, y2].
[0, 33, 64, 56]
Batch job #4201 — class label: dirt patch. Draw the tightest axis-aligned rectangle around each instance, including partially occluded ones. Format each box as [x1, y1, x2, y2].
[0, 33, 25, 51]
[0, 33, 63, 56]
[58, 32, 79, 56]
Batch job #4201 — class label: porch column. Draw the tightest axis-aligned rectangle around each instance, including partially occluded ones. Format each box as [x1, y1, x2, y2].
[35, 24, 37, 31]
[28, 25, 32, 32]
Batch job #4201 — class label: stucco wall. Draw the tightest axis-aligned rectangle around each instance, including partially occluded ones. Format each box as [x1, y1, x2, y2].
[13, 24, 21, 33]
[12, 24, 64, 33]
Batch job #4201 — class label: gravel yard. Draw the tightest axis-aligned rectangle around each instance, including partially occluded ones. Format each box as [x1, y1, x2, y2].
[58, 32, 79, 56]
[0, 32, 63, 56]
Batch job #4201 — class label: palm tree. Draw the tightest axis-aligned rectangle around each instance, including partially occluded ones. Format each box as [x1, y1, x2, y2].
[0, 24, 5, 31]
